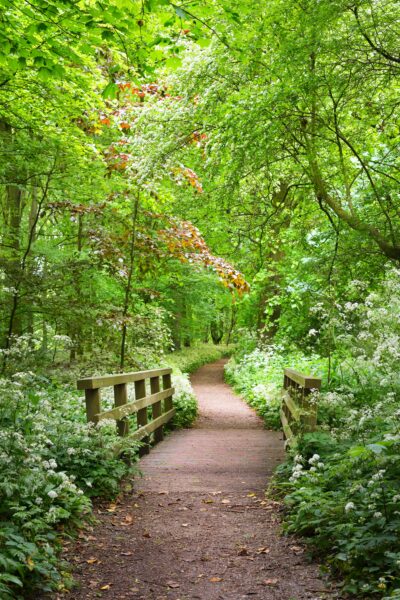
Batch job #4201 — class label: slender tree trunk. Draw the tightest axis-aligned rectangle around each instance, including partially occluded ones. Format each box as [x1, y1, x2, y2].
[120, 194, 140, 371]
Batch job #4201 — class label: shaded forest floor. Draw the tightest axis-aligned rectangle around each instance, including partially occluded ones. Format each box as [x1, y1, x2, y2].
[57, 360, 339, 600]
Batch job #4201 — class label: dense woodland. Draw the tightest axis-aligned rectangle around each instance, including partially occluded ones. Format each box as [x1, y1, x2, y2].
[0, 0, 400, 598]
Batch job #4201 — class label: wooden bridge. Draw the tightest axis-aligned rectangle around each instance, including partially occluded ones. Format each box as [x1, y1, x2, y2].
[77, 365, 322, 453]
[71, 360, 331, 599]
[77, 367, 175, 455]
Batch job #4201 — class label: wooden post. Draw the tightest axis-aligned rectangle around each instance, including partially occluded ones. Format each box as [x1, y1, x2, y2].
[301, 386, 318, 432]
[85, 388, 101, 424]
[135, 379, 149, 456]
[163, 373, 173, 412]
[150, 376, 163, 443]
[114, 383, 128, 437]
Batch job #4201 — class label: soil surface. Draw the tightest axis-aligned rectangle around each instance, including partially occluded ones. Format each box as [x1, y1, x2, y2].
[61, 359, 339, 600]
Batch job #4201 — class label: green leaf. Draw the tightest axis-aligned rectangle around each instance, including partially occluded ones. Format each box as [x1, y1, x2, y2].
[336, 553, 348, 562]
[37, 67, 52, 81]
[0, 574, 23, 587]
[366, 443, 387, 455]
[348, 445, 367, 457]
[174, 6, 188, 19]
[102, 82, 119, 99]
[197, 38, 212, 48]
[165, 56, 182, 69]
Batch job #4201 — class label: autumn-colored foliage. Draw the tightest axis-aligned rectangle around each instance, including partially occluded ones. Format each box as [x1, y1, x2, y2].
[159, 218, 250, 294]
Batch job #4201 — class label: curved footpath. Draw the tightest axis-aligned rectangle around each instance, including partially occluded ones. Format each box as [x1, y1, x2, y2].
[63, 359, 338, 600]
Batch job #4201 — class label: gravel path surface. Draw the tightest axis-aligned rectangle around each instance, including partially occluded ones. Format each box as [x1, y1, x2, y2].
[62, 359, 338, 600]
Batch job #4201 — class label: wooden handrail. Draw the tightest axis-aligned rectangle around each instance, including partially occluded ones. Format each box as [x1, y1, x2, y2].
[281, 368, 321, 447]
[77, 368, 172, 390]
[77, 368, 174, 456]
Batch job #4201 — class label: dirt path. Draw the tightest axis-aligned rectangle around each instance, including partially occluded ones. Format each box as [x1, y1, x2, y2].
[64, 360, 337, 600]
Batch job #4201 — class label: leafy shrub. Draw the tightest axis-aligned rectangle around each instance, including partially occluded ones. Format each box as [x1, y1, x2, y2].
[171, 372, 198, 428]
[281, 438, 400, 597]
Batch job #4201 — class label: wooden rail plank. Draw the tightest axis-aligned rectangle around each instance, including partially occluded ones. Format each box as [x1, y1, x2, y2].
[77, 368, 172, 390]
[151, 376, 163, 443]
[282, 390, 301, 422]
[85, 388, 101, 424]
[281, 368, 321, 447]
[113, 408, 176, 456]
[280, 409, 294, 445]
[284, 368, 321, 390]
[114, 383, 128, 436]
[129, 408, 176, 441]
[163, 373, 173, 412]
[96, 388, 174, 422]
[135, 379, 149, 456]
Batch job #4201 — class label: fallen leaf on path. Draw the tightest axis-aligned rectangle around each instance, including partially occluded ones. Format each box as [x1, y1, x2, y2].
[221, 499, 230, 504]
[121, 515, 133, 525]
[290, 545, 304, 553]
[262, 578, 278, 586]
[106, 504, 117, 513]
[256, 547, 270, 554]
[181, 523, 189, 527]
[158, 491, 169, 495]
[100, 584, 111, 590]
[210, 577, 223, 583]
[120, 551, 133, 556]
[203, 499, 214, 504]
[166, 580, 180, 588]
[86, 558, 99, 564]
[237, 547, 249, 556]
[247, 493, 256, 498]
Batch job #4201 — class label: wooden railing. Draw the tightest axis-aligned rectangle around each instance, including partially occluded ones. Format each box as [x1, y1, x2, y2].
[281, 368, 322, 447]
[77, 368, 175, 456]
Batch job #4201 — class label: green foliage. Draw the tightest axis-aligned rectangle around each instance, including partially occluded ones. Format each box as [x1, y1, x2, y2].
[225, 346, 327, 430]
[166, 342, 234, 375]
[170, 371, 198, 428]
[281, 440, 400, 597]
